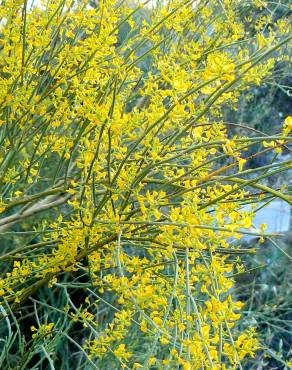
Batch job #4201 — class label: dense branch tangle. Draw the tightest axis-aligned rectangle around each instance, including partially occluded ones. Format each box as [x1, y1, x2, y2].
[0, 0, 291, 369]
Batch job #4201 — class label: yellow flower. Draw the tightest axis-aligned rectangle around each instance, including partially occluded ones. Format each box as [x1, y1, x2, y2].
[114, 344, 132, 362]
[204, 52, 236, 83]
[283, 116, 292, 136]
[183, 362, 192, 370]
[160, 337, 170, 345]
[0, 1, 287, 368]
[238, 157, 247, 172]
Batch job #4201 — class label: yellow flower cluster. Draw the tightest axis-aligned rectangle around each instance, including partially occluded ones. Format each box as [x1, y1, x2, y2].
[31, 323, 55, 339]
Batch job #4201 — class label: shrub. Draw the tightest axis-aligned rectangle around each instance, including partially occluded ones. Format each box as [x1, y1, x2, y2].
[0, 0, 291, 368]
